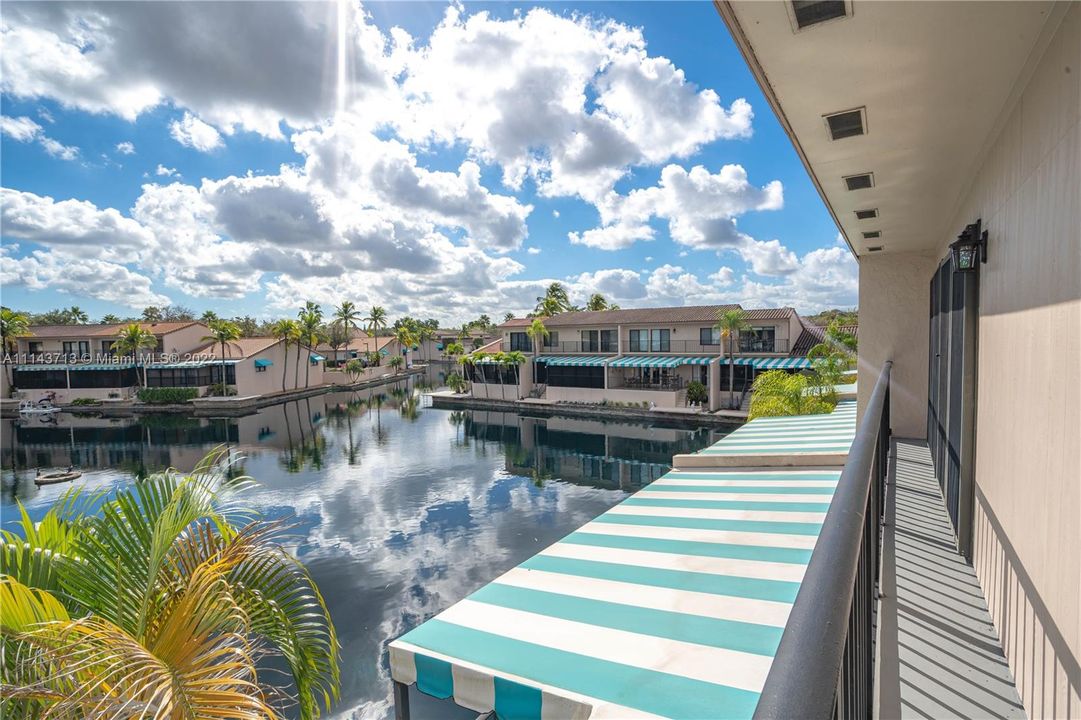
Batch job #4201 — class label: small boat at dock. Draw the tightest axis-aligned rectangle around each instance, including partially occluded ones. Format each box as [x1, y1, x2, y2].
[35, 469, 82, 486]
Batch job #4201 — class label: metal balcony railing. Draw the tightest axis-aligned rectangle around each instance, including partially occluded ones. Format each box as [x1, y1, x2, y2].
[753, 360, 892, 720]
[533, 338, 792, 354]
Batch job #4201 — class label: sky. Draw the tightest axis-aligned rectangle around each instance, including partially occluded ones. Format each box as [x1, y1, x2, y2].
[0, 1, 857, 325]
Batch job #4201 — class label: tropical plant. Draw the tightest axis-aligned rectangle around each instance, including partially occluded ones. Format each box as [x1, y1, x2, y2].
[345, 358, 364, 383]
[444, 342, 465, 361]
[747, 370, 835, 420]
[446, 371, 468, 393]
[200, 310, 220, 324]
[535, 282, 571, 315]
[387, 355, 405, 374]
[0, 449, 340, 719]
[365, 306, 387, 339]
[114, 323, 159, 388]
[271, 318, 300, 392]
[714, 309, 750, 409]
[526, 318, 549, 356]
[686, 380, 708, 406]
[141, 306, 163, 322]
[505, 350, 526, 400]
[0, 308, 31, 390]
[502, 312, 515, 322]
[66, 306, 90, 324]
[393, 323, 417, 369]
[136, 386, 200, 404]
[457, 353, 476, 389]
[586, 293, 620, 312]
[297, 305, 326, 388]
[202, 319, 243, 397]
[326, 323, 351, 364]
[415, 322, 435, 362]
[100, 313, 123, 324]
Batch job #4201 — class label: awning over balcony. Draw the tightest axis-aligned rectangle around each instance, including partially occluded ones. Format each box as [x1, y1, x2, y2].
[14, 363, 136, 372]
[717, 357, 814, 369]
[609, 356, 713, 368]
[535, 355, 609, 367]
[151, 360, 239, 369]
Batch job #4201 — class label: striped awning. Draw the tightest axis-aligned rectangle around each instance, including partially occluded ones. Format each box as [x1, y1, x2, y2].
[609, 355, 713, 368]
[390, 465, 843, 719]
[716, 357, 814, 370]
[253, 358, 273, 368]
[14, 363, 136, 372]
[535, 355, 609, 367]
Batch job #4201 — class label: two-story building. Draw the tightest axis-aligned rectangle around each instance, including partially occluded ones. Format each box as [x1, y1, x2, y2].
[468, 305, 831, 410]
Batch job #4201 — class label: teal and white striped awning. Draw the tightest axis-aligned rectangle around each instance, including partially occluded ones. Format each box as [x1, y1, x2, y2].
[15, 363, 136, 372]
[716, 357, 814, 370]
[609, 355, 713, 368]
[535, 355, 609, 367]
[390, 465, 843, 719]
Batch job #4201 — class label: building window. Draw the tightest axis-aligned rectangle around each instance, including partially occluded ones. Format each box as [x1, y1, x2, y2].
[509, 332, 531, 352]
[740, 327, 777, 352]
[100, 340, 115, 355]
[545, 365, 604, 389]
[650, 329, 670, 352]
[629, 329, 648, 352]
[700, 328, 720, 346]
[27, 341, 43, 354]
[255, 365, 267, 373]
[543, 332, 559, 348]
[581, 330, 599, 352]
[600, 329, 617, 352]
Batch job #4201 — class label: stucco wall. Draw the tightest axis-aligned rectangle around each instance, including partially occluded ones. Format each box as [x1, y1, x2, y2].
[857, 251, 938, 438]
[940, 7, 1080, 716]
[544, 386, 681, 408]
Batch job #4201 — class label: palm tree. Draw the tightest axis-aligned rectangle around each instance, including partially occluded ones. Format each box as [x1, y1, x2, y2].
[0, 449, 339, 719]
[506, 350, 526, 399]
[333, 301, 361, 362]
[200, 309, 220, 324]
[297, 308, 326, 389]
[66, 305, 90, 324]
[387, 355, 405, 374]
[748, 370, 834, 420]
[100, 313, 123, 324]
[393, 323, 417, 369]
[203, 319, 242, 396]
[416, 323, 435, 362]
[1, 307, 31, 389]
[714, 309, 750, 409]
[535, 282, 571, 315]
[113, 322, 158, 388]
[586, 293, 609, 311]
[526, 317, 549, 357]
[271, 318, 299, 392]
[365, 306, 387, 339]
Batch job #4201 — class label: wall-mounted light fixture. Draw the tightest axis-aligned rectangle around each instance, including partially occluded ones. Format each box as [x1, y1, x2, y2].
[950, 219, 987, 272]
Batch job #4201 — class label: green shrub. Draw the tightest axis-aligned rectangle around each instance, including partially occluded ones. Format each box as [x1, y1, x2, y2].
[70, 397, 101, 406]
[686, 380, 708, 406]
[748, 371, 835, 420]
[206, 383, 237, 397]
[136, 387, 199, 404]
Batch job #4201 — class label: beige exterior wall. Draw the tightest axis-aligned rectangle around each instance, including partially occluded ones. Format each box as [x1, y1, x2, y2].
[161, 324, 210, 355]
[939, 7, 1079, 716]
[857, 251, 938, 438]
[545, 386, 681, 408]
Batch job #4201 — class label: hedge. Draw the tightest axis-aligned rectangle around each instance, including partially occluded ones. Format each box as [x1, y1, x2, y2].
[136, 387, 200, 405]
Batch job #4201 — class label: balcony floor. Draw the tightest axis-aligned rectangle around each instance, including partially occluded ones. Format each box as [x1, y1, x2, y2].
[877, 440, 1025, 719]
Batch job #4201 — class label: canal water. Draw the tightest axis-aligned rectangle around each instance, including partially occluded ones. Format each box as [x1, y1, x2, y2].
[0, 371, 726, 719]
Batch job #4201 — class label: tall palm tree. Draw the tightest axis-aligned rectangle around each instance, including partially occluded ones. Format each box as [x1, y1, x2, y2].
[535, 282, 571, 315]
[66, 305, 90, 324]
[506, 350, 526, 400]
[387, 355, 405, 375]
[203, 319, 242, 396]
[333, 301, 362, 363]
[297, 308, 326, 389]
[714, 309, 750, 409]
[365, 306, 387, 339]
[113, 323, 158, 388]
[393, 323, 417, 369]
[0, 449, 339, 719]
[526, 317, 549, 357]
[416, 323, 435, 362]
[586, 293, 609, 311]
[1, 307, 31, 389]
[271, 318, 298, 391]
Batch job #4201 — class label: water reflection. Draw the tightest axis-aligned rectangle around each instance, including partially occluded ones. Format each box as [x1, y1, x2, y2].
[0, 369, 724, 719]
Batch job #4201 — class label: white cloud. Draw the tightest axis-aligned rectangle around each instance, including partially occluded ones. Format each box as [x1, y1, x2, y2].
[571, 268, 646, 301]
[0, 113, 79, 159]
[169, 112, 223, 151]
[710, 266, 735, 285]
[116, 141, 136, 155]
[0, 114, 41, 141]
[526, 247, 541, 255]
[739, 239, 799, 276]
[155, 164, 179, 177]
[1, 248, 169, 308]
[552, 210, 560, 218]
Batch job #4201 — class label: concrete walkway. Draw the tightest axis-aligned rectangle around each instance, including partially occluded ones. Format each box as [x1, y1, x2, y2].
[877, 440, 1025, 719]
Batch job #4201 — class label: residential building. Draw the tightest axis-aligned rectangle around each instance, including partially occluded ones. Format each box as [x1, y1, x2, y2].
[318, 332, 400, 367]
[475, 305, 829, 410]
[3, 323, 326, 402]
[710, 1, 1078, 716]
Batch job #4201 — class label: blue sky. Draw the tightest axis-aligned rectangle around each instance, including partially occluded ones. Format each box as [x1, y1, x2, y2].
[0, 1, 855, 323]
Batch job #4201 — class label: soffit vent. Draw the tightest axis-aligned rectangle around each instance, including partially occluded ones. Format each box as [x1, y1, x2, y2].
[824, 108, 866, 140]
[855, 209, 878, 220]
[844, 173, 874, 191]
[867, 246, 884, 252]
[791, 1, 849, 29]
[862, 231, 881, 239]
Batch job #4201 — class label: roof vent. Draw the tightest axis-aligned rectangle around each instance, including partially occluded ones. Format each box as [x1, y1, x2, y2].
[791, 1, 849, 29]
[824, 108, 866, 140]
[862, 231, 881, 239]
[867, 246, 884, 252]
[844, 173, 874, 191]
[855, 208, 878, 220]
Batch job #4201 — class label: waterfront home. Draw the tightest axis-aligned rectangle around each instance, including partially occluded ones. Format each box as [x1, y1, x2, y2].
[319, 332, 400, 367]
[419, 327, 499, 360]
[390, 3, 1078, 719]
[469, 305, 826, 410]
[3, 323, 326, 403]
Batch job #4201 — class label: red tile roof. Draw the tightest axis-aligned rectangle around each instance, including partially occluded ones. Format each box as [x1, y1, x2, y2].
[26, 321, 204, 338]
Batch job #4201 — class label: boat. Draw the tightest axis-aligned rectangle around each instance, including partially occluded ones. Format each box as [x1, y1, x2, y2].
[19, 400, 61, 415]
[35, 469, 82, 486]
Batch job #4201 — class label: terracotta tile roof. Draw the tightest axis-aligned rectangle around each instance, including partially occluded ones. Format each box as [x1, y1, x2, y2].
[790, 323, 858, 356]
[475, 338, 502, 353]
[190, 337, 282, 359]
[742, 307, 797, 320]
[26, 321, 203, 338]
[497, 304, 747, 329]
